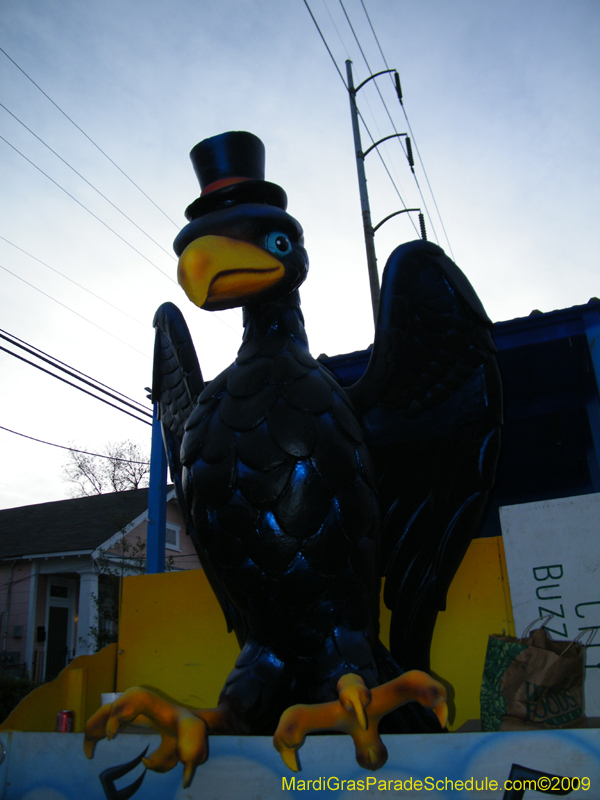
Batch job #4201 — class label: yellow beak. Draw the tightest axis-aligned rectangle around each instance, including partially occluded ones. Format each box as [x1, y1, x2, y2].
[177, 235, 285, 310]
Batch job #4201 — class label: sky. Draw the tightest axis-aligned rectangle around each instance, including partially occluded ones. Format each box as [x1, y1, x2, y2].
[1, 0, 598, 510]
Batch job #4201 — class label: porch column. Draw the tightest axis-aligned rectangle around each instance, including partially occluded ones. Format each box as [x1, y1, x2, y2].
[25, 560, 39, 678]
[75, 569, 99, 656]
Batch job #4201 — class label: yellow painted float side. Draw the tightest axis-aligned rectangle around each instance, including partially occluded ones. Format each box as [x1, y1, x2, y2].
[116, 536, 515, 728]
[0, 642, 117, 733]
[1, 536, 514, 731]
[116, 569, 241, 708]
[429, 536, 515, 729]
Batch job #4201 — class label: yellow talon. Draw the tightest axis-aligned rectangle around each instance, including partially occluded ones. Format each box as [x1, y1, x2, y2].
[183, 762, 197, 790]
[274, 670, 446, 773]
[337, 673, 371, 731]
[83, 687, 227, 789]
[434, 699, 449, 728]
[83, 738, 95, 760]
[279, 747, 301, 773]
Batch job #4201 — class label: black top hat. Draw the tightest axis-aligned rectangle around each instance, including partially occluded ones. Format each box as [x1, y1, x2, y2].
[184, 131, 287, 221]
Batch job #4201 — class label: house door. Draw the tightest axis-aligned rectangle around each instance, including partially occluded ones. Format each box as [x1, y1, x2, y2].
[46, 606, 69, 680]
[45, 579, 76, 681]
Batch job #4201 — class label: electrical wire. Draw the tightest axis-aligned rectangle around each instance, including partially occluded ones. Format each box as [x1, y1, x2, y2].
[0, 327, 148, 411]
[2, 115, 174, 265]
[340, 0, 395, 132]
[359, 0, 454, 258]
[0, 134, 176, 283]
[304, 0, 418, 237]
[0, 46, 179, 228]
[0, 264, 150, 358]
[0, 103, 176, 261]
[0, 425, 150, 463]
[0, 233, 239, 346]
[308, 0, 451, 250]
[0, 344, 152, 425]
[356, 110, 419, 237]
[0, 329, 151, 417]
[0, 236, 148, 330]
[321, 0, 352, 59]
[0, 68, 244, 344]
[165, 553, 198, 560]
[0, 157, 241, 341]
[339, 0, 425, 240]
[303, 0, 348, 88]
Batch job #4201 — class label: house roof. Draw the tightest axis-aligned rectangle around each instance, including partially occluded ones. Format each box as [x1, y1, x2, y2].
[0, 488, 153, 559]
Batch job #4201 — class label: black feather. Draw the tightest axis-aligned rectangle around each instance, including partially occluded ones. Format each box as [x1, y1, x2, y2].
[347, 239, 502, 671]
[152, 219, 500, 733]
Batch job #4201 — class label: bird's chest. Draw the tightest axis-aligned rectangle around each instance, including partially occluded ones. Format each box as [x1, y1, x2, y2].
[182, 348, 377, 575]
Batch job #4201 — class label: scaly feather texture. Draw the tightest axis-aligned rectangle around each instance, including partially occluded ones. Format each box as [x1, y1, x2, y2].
[152, 237, 501, 733]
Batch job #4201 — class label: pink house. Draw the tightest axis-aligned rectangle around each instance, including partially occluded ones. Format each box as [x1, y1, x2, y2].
[0, 487, 200, 682]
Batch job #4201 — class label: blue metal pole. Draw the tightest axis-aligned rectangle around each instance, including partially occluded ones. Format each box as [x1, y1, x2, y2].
[146, 403, 167, 573]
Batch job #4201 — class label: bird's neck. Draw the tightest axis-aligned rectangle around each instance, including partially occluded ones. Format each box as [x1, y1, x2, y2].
[238, 290, 309, 357]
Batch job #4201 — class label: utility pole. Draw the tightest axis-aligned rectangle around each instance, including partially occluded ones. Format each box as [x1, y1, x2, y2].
[346, 60, 426, 329]
[346, 60, 380, 326]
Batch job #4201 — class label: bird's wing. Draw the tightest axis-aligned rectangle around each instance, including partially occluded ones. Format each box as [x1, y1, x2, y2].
[152, 301, 204, 479]
[345, 240, 503, 671]
[152, 302, 248, 645]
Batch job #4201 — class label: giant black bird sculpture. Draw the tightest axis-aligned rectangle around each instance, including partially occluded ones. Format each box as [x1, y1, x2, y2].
[85, 132, 502, 787]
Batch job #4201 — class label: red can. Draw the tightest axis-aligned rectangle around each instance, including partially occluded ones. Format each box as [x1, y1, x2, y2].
[56, 710, 74, 732]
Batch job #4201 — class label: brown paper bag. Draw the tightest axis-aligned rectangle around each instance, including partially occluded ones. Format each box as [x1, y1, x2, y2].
[481, 627, 587, 732]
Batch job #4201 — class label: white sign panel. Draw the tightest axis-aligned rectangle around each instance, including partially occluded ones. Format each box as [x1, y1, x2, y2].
[500, 493, 600, 716]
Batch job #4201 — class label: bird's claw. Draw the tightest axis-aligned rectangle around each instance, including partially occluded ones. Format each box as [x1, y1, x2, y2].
[83, 687, 211, 789]
[374, 670, 448, 729]
[337, 673, 371, 731]
[273, 727, 303, 773]
[273, 670, 447, 773]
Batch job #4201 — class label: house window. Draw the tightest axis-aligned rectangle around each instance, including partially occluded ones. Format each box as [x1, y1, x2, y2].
[165, 524, 180, 551]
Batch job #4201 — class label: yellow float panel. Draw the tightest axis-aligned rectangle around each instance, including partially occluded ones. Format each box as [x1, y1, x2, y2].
[115, 537, 514, 729]
[429, 536, 515, 729]
[116, 569, 240, 708]
[2, 537, 514, 732]
[0, 643, 117, 732]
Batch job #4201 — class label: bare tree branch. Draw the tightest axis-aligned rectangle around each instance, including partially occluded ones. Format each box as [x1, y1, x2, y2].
[62, 439, 150, 496]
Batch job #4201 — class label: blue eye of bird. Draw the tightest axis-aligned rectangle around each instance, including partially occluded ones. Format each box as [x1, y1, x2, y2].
[264, 232, 292, 256]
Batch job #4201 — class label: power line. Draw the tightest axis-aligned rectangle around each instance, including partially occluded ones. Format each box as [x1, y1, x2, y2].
[359, 0, 384, 60]
[306, 0, 452, 251]
[0, 425, 150, 463]
[356, 110, 419, 238]
[0, 344, 152, 425]
[321, 0, 352, 59]
[303, 0, 418, 237]
[0, 329, 151, 416]
[303, 0, 348, 87]
[0, 102, 176, 261]
[0, 133, 175, 283]
[0, 140, 242, 344]
[0, 263, 150, 359]
[0, 241, 240, 358]
[359, 0, 454, 258]
[0, 223, 240, 348]
[0, 236, 148, 330]
[338, 0, 425, 240]
[0, 46, 179, 228]
[0, 69, 245, 345]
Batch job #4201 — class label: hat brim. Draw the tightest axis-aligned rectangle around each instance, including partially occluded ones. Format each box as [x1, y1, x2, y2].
[185, 180, 287, 221]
